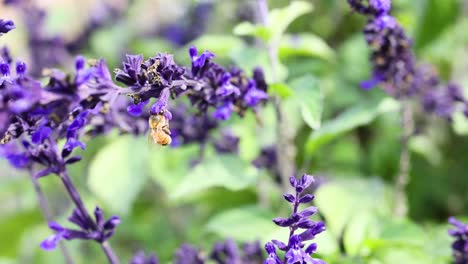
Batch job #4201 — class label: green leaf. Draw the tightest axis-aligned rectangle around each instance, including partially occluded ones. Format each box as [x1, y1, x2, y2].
[371, 247, 432, 264]
[289, 75, 323, 130]
[368, 219, 426, 249]
[453, 112, 468, 135]
[0, 209, 41, 258]
[343, 211, 378, 256]
[409, 135, 442, 166]
[188, 35, 245, 57]
[279, 33, 334, 61]
[414, 0, 458, 49]
[315, 178, 392, 239]
[229, 46, 288, 82]
[268, 1, 314, 43]
[130, 38, 174, 58]
[233, 22, 271, 42]
[148, 144, 200, 191]
[269, 83, 294, 99]
[170, 154, 259, 201]
[205, 205, 277, 242]
[88, 135, 148, 214]
[305, 98, 399, 155]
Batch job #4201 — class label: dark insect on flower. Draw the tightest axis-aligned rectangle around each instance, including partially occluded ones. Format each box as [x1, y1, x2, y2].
[148, 110, 172, 146]
[264, 174, 325, 264]
[448, 217, 468, 264]
[40, 207, 120, 251]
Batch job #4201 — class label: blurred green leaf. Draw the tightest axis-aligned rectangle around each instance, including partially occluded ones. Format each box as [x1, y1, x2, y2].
[233, 22, 271, 41]
[233, 1, 313, 44]
[453, 112, 468, 135]
[371, 247, 432, 264]
[368, 219, 426, 249]
[344, 211, 378, 256]
[148, 144, 200, 191]
[170, 154, 259, 201]
[205, 205, 276, 242]
[305, 98, 399, 155]
[315, 178, 392, 239]
[409, 135, 442, 166]
[268, 1, 314, 43]
[0, 209, 41, 258]
[289, 74, 323, 130]
[229, 46, 288, 82]
[414, 0, 458, 49]
[188, 35, 245, 57]
[88, 135, 148, 214]
[130, 38, 174, 58]
[279, 33, 334, 61]
[269, 83, 294, 99]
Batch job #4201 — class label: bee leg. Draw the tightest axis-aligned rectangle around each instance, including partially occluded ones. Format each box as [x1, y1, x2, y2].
[162, 125, 171, 135]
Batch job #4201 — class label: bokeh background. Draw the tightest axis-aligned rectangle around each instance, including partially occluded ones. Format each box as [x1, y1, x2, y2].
[1, 0, 467, 263]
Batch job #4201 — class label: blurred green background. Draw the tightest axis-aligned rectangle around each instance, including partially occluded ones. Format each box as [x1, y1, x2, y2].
[1, 0, 467, 263]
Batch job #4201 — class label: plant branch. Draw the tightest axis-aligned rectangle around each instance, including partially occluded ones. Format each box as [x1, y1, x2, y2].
[257, 0, 296, 193]
[30, 170, 74, 264]
[59, 170, 120, 264]
[393, 99, 413, 217]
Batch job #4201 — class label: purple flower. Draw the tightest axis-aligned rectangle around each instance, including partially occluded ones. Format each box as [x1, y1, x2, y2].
[244, 80, 268, 107]
[213, 103, 233, 121]
[264, 174, 325, 264]
[130, 251, 159, 264]
[174, 244, 204, 264]
[213, 130, 240, 154]
[0, 19, 15, 35]
[448, 217, 468, 264]
[40, 207, 120, 251]
[189, 45, 215, 78]
[349, 0, 468, 120]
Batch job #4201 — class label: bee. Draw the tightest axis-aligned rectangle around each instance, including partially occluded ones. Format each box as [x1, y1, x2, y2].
[143, 60, 162, 85]
[148, 111, 172, 146]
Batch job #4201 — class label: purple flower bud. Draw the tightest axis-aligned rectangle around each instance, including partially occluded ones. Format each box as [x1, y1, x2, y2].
[283, 194, 295, 203]
[298, 206, 318, 218]
[0, 19, 15, 34]
[299, 194, 315, 204]
[75, 55, 86, 71]
[15, 61, 26, 76]
[127, 100, 149, 117]
[272, 217, 293, 227]
[151, 88, 170, 114]
[0, 62, 10, 76]
[6, 153, 29, 169]
[213, 102, 233, 120]
[94, 207, 104, 227]
[31, 126, 52, 144]
[103, 216, 121, 230]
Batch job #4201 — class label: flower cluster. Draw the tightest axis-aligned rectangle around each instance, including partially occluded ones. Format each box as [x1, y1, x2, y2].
[448, 217, 468, 264]
[5, 1, 130, 76]
[348, 0, 468, 119]
[41, 207, 120, 251]
[0, 13, 270, 262]
[115, 46, 268, 122]
[264, 174, 325, 264]
[174, 240, 263, 264]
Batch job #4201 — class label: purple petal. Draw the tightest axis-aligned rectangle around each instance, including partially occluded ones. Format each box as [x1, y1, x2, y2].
[32, 126, 52, 144]
[40, 234, 62, 251]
